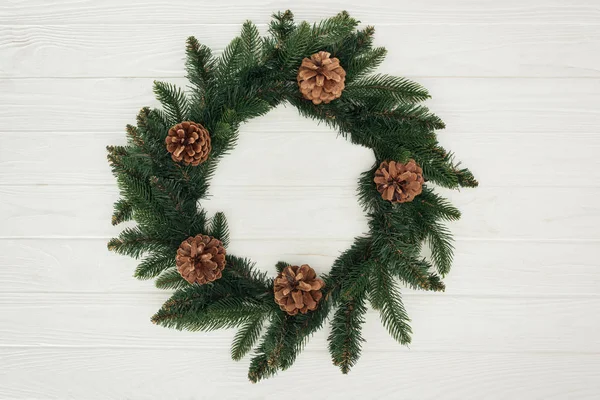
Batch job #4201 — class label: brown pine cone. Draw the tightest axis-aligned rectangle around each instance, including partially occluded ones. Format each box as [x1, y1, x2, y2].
[165, 121, 211, 166]
[374, 159, 425, 203]
[176, 235, 226, 285]
[297, 51, 346, 105]
[274, 264, 325, 316]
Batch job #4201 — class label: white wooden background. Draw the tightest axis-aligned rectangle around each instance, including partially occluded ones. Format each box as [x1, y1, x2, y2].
[1, 1, 600, 399]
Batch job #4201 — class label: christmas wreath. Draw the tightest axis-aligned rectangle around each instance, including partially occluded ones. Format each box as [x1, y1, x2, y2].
[107, 10, 478, 382]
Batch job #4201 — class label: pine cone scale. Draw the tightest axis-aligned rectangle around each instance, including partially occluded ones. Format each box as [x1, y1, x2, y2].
[297, 51, 346, 105]
[274, 264, 325, 315]
[375, 159, 425, 203]
[166, 121, 211, 166]
[176, 234, 226, 285]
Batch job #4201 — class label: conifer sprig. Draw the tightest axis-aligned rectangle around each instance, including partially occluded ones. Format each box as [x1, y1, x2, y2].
[107, 9, 477, 382]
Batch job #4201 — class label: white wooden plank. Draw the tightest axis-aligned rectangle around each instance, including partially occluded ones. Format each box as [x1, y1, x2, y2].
[0, 185, 598, 240]
[1, 239, 599, 296]
[2, 0, 599, 25]
[3, 23, 599, 78]
[1, 349, 598, 399]
[2, 78, 598, 134]
[1, 128, 598, 187]
[1, 293, 599, 353]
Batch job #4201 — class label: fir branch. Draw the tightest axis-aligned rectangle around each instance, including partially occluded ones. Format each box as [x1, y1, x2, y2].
[185, 36, 215, 92]
[328, 293, 367, 374]
[125, 124, 144, 147]
[151, 285, 271, 331]
[215, 37, 245, 82]
[108, 228, 173, 259]
[268, 10, 296, 43]
[277, 21, 311, 72]
[224, 255, 272, 292]
[274, 261, 289, 274]
[346, 74, 430, 104]
[426, 222, 455, 276]
[455, 166, 479, 188]
[369, 263, 412, 345]
[368, 104, 445, 130]
[136, 106, 151, 128]
[153, 81, 190, 122]
[418, 188, 462, 222]
[345, 47, 387, 81]
[248, 299, 332, 382]
[248, 314, 287, 383]
[209, 212, 230, 247]
[309, 10, 359, 50]
[240, 21, 262, 65]
[111, 199, 133, 226]
[135, 251, 176, 280]
[155, 267, 189, 290]
[231, 315, 266, 361]
[389, 256, 445, 292]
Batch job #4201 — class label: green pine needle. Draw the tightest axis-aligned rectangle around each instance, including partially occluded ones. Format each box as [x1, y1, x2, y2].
[152, 81, 190, 123]
[369, 264, 412, 345]
[209, 212, 230, 247]
[135, 252, 176, 280]
[107, 10, 477, 382]
[231, 315, 266, 361]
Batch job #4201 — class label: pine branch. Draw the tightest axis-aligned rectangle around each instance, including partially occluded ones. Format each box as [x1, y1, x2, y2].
[328, 293, 367, 373]
[151, 286, 271, 331]
[111, 199, 133, 226]
[240, 21, 262, 65]
[277, 21, 311, 72]
[309, 11, 359, 50]
[248, 314, 288, 383]
[215, 37, 245, 82]
[268, 10, 295, 43]
[455, 166, 479, 188]
[107, 228, 173, 259]
[369, 263, 412, 345]
[274, 261, 289, 274]
[346, 74, 430, 104]
[389, 256, 445, 292]
[185, 36, 215, 91]
[345, 47, 386, 81]
[231, 315, 266, 361]
[248, 300, 331, 383]
[417, 188, 462, 221]
[153, 81, 190, 122]
[224, 255, 272, 292]
[209, 212, 230, 247]
[426, 222, 454, 276]
[155, 267, 189, 289]
[135, 251, 176, 280]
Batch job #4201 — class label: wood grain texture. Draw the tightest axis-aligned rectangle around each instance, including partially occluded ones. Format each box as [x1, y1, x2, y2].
[1, 292, 599, 353]
[2, 1, 600, 398]
[1, 239, 598, 296]
[1, 185, 599, 240]
[3, 23, 600, 78]
[2, 349, 598, 400]
[2, 127, 599, 187]
[2, 78, 599, 134]
[3, 0, 600, 24]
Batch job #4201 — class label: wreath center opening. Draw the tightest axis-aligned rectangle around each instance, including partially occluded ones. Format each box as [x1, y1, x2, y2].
[202, 105, 374, 276]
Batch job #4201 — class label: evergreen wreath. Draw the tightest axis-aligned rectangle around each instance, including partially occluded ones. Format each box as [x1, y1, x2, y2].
[107, 10, 478, 383]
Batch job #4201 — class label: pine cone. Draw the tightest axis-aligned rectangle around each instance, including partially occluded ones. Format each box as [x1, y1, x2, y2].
[297, 51, 346, 105]
[274, 264, 325, 316]
[165, 121, 211, 166]
[176, 235, 226, 285]
[374, 159, 424, 203]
